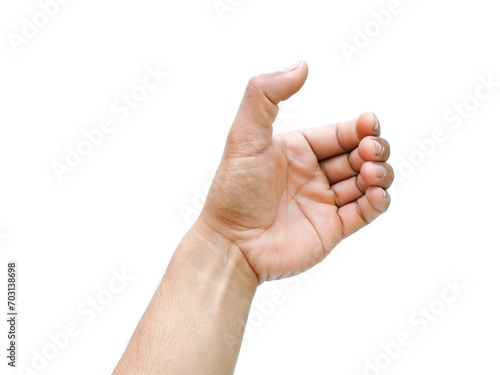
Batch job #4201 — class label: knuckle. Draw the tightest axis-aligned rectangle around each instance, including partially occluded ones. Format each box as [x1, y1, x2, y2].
[246, 75, 265, 92]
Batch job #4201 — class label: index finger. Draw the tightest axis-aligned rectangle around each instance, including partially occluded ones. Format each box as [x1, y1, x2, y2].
[297, 112, 380, 161]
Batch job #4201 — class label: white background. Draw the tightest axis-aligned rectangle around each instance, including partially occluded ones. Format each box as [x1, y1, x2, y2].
[1, 0, 499, 374]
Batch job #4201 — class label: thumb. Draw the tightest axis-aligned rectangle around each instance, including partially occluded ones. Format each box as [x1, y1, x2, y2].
[225, 61, 308, 156]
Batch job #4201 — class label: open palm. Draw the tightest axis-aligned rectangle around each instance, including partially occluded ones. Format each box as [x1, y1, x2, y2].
[200, 62, 393, 283]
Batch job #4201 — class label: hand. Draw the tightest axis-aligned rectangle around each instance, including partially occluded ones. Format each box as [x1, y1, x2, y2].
[199, 61, 393, 283]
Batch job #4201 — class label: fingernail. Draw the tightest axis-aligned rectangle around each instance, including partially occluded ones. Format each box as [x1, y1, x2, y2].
[373, 139, 384, 156]
[382, 189, 388, 199]
[373, 114, 380, 133]
[283, 61, 302, 72]
[376, 164, 387, 178]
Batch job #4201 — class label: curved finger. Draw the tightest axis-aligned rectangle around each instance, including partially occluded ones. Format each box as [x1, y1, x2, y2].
[337, 186, 391, 238]
[320, 136, 391, 185]
[330, 163, 391, 207]
[359, 162, 394, 189]
[320, 148, 363, 185]
[358, 136, 391, 162]
[331, 175, 365, 207]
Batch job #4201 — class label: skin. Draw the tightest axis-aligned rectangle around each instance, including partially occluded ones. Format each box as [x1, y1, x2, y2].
[112, 61, 394, 375]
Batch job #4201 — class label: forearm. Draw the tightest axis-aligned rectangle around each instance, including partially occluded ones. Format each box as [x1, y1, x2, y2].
[113, 220, 258, 375]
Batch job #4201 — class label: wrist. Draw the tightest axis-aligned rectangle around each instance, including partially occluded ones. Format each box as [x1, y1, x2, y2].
[172, 218, 259, 363]
[176, 217, 259, 297]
